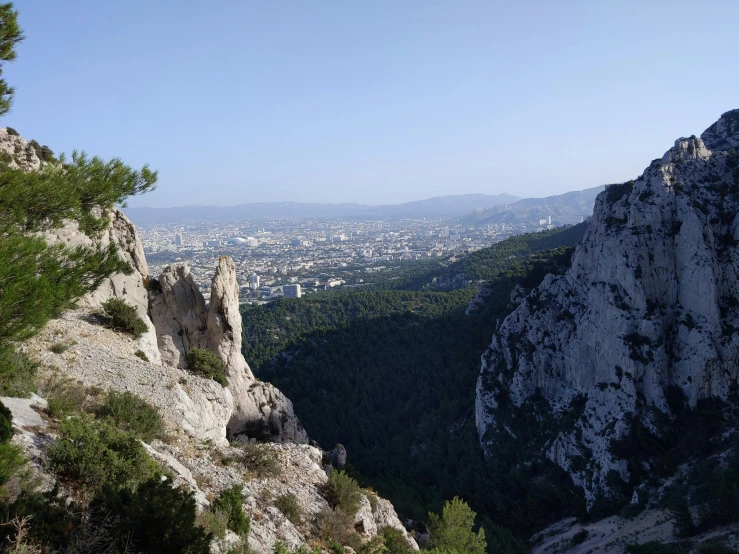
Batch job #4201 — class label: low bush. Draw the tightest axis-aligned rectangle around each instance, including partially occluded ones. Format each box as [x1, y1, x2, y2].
[197, 509, 227, 540]
[134, 349, 149, 361]
[316, 507, 361, 549]
[100, 298, 148, 338]
[185, 348, 228, 386]
[571, 528, 589, 546]
[45, 379, 97, 418]
[49, 342, 70, 354]
[241, 443, 281, 479]
[376, 526, 415, 553]
[274, 492, 300, 524]
[0, 487, 79, 548]
[0, 347, 37, 398]
[5, 127, 18, 136]
[0, 442, 25, 493]
[366, 491, 378, 513]
[47, 416, 160, 495]
[274, 543, 321, 554]
[324, 470, 363, 516]
[95, 390, 164, 442]
[0, 400, 12, 443]
[212, 484, 250, 536]
[92, 477, 211, 554]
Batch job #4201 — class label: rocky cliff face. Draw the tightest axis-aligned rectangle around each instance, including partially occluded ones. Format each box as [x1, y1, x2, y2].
[475, 109, 739, 506]
[149, 257, 308, 444]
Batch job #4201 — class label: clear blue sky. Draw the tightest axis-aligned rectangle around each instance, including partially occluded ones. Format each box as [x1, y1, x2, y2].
[5, 1, 738, 207]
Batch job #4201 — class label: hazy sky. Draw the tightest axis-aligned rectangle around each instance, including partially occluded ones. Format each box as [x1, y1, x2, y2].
[5, 1, 738, 207]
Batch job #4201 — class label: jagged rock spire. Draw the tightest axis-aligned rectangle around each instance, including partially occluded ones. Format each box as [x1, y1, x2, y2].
[149, 256, 307, 444]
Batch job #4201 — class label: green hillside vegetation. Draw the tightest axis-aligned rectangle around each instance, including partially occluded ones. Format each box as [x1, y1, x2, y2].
[243, 226, 587, 551]
[438, 222, 586, 283]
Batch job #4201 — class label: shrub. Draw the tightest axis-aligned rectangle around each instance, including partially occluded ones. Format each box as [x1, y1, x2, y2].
[241, 443, 281, 479]
[5, 127, 18, 136]
[47, 416, 160, 495]
[378, 526, 416, 553]
[100, 298, 148, 338]
[0, 515, 43, 553]
[324, 470, 363, 516]
[1, 488, 81, 550]
[356, 537, 388, 554]
[95, 390, 164, 442]
[316, 507, 361, 549]
[92, 477, 211, 554]
[212, 484, 250, 536]
[45, 379, 95, 418]
[366, 491, 378, 513]
[0, 400, 12, 443]
[197, 509, 228, 540]
[274, 492, 300, 524]
[134, 349, 149, 361]
[0, 347, 37, 398]
[49, 341, 71, 354]
[185, 348, 228, 386]
[0, 442, 25, 492]
[428, 497, 487, 554]
[571, 528, 589, 546]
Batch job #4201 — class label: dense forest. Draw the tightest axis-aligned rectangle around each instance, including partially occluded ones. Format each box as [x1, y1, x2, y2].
[241, 225, 589, 552]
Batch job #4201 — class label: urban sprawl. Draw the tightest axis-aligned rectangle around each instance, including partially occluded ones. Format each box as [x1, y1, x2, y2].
[139, 217, 562, 303]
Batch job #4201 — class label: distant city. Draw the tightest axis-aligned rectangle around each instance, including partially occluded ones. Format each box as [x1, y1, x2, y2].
[136, 215, 575, 305]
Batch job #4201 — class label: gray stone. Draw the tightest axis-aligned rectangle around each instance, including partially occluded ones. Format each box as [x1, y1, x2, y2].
[475, 109, 739, 507]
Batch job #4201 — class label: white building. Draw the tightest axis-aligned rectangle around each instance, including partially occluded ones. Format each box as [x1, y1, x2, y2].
[283, 284, 302, 298]
[248, 274, 260, 290]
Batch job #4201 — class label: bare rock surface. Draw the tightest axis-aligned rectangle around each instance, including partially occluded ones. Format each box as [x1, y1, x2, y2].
[149, 256, 308, 443]
[475, 109, 739, 506]
[149, 263, 209, 368]
[0, 127, 43, 170]
[23, 311, 233, 446]
[0, 394, 47, 429]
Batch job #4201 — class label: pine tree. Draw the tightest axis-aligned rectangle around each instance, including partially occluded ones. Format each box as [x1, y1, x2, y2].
[0, 2, 23, 116]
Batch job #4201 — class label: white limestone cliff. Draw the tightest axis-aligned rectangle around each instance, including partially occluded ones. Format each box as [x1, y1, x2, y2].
[475, 109, 739, 507]
[149, 256, 308, 444]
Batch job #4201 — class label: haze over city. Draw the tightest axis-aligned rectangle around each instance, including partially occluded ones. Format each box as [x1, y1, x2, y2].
[6, 0, 739, 208]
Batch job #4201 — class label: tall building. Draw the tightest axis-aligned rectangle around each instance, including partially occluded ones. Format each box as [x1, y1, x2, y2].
[283, 284, 302, 298]
[248, 274, 260, 290]
[174, 233, 183, 246]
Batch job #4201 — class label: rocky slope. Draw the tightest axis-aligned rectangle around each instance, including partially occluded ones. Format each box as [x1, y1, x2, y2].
[3, 135, 416, 551]
[475, 109, 739, 507]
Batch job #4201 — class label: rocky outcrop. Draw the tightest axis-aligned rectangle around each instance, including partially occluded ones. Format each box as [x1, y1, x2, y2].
[475, 109, 739, 506]
[43, 208, 163, 365]
[149, 264, 208, 367]
[0, 127, 43, 171]
[149, 257, 308, 444]
[24, 311, 233, 446]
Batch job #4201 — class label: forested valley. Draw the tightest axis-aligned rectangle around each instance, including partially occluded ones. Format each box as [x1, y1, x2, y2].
[241, 224, 588, 552]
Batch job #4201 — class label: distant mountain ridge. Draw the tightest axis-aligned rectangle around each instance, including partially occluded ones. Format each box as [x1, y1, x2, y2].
[460, 185, 604, 225]
[123, 193, 520, 225]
